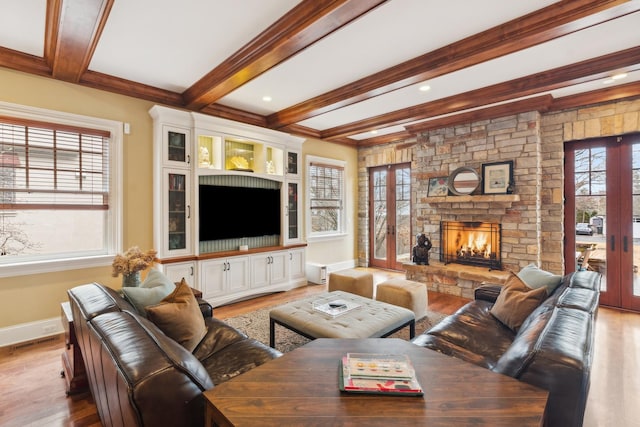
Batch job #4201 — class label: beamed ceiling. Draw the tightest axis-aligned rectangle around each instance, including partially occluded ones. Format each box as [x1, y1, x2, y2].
[1, 0, 639, 146]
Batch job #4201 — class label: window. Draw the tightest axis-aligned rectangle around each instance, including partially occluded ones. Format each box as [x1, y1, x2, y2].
[0, 101, 122, 277]
[307, 156, 345, 239]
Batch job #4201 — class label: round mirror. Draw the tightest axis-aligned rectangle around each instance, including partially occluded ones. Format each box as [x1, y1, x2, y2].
[448, 167, 480, 195]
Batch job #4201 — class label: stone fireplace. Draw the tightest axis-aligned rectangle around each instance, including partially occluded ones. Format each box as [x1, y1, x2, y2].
[440, 221, 501, 270]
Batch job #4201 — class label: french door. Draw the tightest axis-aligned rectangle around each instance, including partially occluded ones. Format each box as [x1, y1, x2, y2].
[565, 133, 640, 311]
[369, 164, 411, 270]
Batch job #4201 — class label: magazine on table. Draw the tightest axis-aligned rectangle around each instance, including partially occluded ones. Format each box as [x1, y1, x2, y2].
[338, 353, 423, 396]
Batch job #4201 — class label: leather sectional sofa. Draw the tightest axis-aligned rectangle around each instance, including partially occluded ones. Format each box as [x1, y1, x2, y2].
[412, 270, 600, 427]
[67, 282, 281, 427]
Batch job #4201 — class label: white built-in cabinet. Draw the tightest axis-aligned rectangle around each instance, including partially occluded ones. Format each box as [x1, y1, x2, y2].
[288, 247, 306, 281]
[199, 256, 251, 300]
[150, 105, 306, 307]
[162, 261, 197, 285]
[251, 251, 288, 290]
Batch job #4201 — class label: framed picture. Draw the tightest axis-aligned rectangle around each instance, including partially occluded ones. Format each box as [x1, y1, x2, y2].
[482, 161, 513, 194]
[428, 176, 449, 197]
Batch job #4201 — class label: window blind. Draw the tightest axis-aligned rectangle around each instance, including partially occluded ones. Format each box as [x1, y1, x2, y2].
[309, 161, 344, 211]
[0, 116, 110, 210]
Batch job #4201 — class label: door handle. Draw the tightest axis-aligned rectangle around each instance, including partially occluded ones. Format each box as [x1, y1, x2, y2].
[624, 236, 629, 252]
[611, 235, 615, 252]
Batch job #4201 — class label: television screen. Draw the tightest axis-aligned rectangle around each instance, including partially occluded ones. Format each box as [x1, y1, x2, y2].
[199, 185, 281, 241]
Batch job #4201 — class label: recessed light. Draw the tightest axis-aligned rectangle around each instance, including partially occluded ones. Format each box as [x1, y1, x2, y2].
[370, 130, 378, 134]
[603, 72, 628, 84]
[262, 96, 272, 102]
[419, 85, 431, 92]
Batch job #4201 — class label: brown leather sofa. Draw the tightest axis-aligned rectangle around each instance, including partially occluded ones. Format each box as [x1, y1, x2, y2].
[67, 282, 281, 427]
[412, 270, 600, 427]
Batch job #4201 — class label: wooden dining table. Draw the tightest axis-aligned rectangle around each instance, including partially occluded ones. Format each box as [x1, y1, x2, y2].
[203, 338, 548, 426]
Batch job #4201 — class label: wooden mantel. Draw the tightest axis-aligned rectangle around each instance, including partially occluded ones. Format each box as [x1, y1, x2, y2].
[426, 194, 520, 204]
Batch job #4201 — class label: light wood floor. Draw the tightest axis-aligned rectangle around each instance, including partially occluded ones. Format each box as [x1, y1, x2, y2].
[0, 268, 638, 426]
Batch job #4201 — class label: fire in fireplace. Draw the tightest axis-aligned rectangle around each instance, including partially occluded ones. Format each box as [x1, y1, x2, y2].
[440, 221, 502, 270]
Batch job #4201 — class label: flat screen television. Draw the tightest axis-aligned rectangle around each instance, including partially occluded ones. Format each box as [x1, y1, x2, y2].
[199, 184, 281, 241]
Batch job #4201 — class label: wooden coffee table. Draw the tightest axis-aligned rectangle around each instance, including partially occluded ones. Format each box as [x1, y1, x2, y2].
[203, 338, 548, 426]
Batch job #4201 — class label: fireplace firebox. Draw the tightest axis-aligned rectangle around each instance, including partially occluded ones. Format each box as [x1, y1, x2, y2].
[440, 221, 502, 270]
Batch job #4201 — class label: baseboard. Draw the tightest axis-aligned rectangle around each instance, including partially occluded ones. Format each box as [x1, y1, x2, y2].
[326, 259, 356, 273]
[0, 316, 64, 347]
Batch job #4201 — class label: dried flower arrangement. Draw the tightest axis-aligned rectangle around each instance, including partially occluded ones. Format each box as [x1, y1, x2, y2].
[111, 246, 157, 277]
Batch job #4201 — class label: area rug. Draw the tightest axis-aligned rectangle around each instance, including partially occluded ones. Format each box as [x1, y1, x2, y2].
[223, 306, 447, 353]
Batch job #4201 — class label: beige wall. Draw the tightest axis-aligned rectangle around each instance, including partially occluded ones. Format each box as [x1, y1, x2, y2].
[0, 68, 360, 334]
[301, 138, 358, 266]
[0, 68, 156, 329]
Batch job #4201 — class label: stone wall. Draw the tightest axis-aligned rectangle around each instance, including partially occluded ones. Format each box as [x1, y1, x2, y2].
[359, 112, 542, 274]
[357, 97, 640, 294]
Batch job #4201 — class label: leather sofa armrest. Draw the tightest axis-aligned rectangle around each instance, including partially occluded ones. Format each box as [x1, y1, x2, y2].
[474, 283, 502, 302]
[197, 298, 213, 318]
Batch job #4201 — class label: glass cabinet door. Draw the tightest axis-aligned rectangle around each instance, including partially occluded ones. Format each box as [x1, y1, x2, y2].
[166, 171, 190, 254]
[286, 181, 301, 243]
[163, 126, 191, 168]
[287, 150, 299, 177]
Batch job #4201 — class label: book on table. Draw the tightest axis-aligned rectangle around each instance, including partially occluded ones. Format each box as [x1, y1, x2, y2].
[312, 298, 361, 318]
[339, 353, 423, 396]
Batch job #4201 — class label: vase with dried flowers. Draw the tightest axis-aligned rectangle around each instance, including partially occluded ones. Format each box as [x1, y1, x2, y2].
[112, 247, 157, 287]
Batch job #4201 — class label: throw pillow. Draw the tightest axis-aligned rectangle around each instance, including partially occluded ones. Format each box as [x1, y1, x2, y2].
[491, 272, 548, 332]
[517, 263, 563, 294]
[122, 269, 176, 315]
[146, 279, 207, 352]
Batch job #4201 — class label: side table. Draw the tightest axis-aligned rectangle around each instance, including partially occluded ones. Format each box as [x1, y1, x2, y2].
[60, 301, 88, 395]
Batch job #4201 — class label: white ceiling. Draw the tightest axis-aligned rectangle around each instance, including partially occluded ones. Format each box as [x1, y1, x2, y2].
[1, 0, 639, 144]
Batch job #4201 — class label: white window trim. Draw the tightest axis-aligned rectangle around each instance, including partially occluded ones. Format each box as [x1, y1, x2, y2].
[306, 155, 346, 242]
[0, 100, 123, 278]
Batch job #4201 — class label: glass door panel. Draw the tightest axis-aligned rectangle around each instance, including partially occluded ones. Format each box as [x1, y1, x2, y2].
[395, 167, 411, 265]
[369, 164, 411, 270]
[566, 133, 640, 311]
[168, 131, 186, 163]
[573, 146, 607, 291]
[372, 169, 388, 263]
[167, 172, 187, 252]
[287, 181, 299, 241]
[631, 144, 640, 298]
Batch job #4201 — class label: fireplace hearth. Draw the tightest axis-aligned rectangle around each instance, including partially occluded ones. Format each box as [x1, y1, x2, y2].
[440, 221, 502, 270]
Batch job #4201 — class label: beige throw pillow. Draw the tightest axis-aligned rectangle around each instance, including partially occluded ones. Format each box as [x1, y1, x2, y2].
[146, 279, 207, 352]
[491, 272, 547, 332]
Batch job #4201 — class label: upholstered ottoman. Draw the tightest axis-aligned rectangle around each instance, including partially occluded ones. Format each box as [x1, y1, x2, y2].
[328, 269, 374, 298]
[376, 278, 427, 320]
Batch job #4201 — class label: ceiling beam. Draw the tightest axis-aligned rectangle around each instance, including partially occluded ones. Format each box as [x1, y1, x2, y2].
[0, 47, 51, 76]
[267, 0, 635, 128]
[45, 0, 114, 82]
[549, 80, 640, 111]
[356, 131, 414, 147]
[182, 0, 388, 110]
[80, 70, 185, 106]
[404, 95, 554, 135]
[321, 46, 640, 140]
